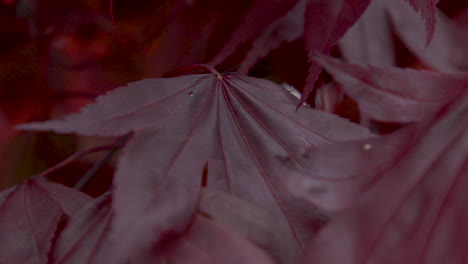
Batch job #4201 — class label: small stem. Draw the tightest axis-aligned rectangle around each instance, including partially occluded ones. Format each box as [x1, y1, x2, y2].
[74, 133, 132, 190]
[162, 64, 221, 78]
[37, 145, 117, 179]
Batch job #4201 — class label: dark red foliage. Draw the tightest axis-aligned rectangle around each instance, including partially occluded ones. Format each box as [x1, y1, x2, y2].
[1, 0, 467, 263]
[288, 91, 468, 263]
[19, 71, 371, 262]
[314, 53, 468, 122]
[301, 0, 371, 106]
[0, 177, 91, 263]
[49, 188, 300, 263]
[51, 193, 112, 263]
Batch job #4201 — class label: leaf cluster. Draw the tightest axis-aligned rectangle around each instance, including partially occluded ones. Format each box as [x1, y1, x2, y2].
[0, 0, 467, 263]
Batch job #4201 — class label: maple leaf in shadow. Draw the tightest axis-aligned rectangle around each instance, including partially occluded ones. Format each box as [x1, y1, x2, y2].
[314, 53, 468, 123]
[19, 70, 371, 262]
[0, 176, 91, 263]
[52, 188, 292, 264]
[287, 91, 468, 264]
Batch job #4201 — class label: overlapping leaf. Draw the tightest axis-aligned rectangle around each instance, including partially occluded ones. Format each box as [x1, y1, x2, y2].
[388, 0, 468, 72]
[338, 0, 396, 66]
[286, 91, 468, 264]
[163, 215, 275, 264]
[302, 0, 371, 105]
[51, 193, 112, 263]
[315, 54, 468, 122]
[19, 72, 371, 261]
[404, 0, 439, 44]
[0, 177, 91, 263]
[160, 188, 281, 264]
[197, 188, 299, 263]
[51, 188, 296, 264]
[339, 0, 468, 72]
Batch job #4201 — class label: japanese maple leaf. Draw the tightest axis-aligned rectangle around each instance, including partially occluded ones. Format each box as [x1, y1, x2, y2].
[404, 0, 439, 44]
[302, 0, 371, 106]
[314, 54, 468, 123]
[196, 188, 298, 264]
[51, 193, 113, 263]
[19, 70, 371, 262]
[158, 188, 287, 264]
[52, 188, 292, 263]
[339, 0, 468, 72]
[286, 91, 468, 263]
[0, 176, 91, 264]
[162, 215, 275, 264]
[338, 0, 396, 66]
[388, 0, 468, 72]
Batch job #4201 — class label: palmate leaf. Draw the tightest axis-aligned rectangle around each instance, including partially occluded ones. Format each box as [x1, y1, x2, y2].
[52, 188, 291, 264]
[19, 72, 371, 262]
[0, 177, 91, 264]
[287, 91, 468, 264]
[315, 54, 468, 123]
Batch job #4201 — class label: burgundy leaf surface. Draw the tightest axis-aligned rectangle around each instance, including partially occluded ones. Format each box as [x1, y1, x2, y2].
[52, 189, 282, 264]
[51, 193, 112, 264]
[404, 0, 439, 44]
[302, 0, 371, 105]
[338, 0, 396, 66]
[315, 54, 468, 122]
[157, 188, 284, 264]
[0, 177, 91, 263]
[338, 0, 468, 72]
[388, 0, 468, 72]
[198, 188, 301, 263]
[163, 214, 276, 264]
[19, 72, 371, 260]
[289, 91, 468, 264]
[35, 177, 93, 216]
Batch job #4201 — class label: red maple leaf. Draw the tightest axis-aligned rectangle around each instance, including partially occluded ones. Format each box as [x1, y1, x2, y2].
[339, 0, 468, 72]
[287, 91, 468, 263]
[314, 54, 468, 123]
[302, 0, 371, 105]
[404, 0, 439, 44]
[19, 69, 371, 262]
[0, 176, 91, 263]
[51, 188, 302, 263]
